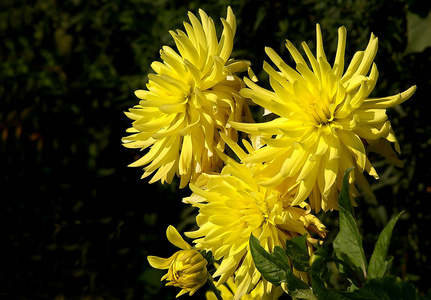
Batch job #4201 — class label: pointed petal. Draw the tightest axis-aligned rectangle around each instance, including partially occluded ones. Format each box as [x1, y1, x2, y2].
[167, 225, 191, 250]
[147, 255, 173, 269]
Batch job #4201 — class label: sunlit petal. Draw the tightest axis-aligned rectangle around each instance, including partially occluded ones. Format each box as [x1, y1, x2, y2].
[123, 7, 253, 188]
[231, 24, 415, 211]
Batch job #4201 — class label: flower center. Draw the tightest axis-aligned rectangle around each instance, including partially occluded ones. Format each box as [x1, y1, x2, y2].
[307, 102, 333, 125]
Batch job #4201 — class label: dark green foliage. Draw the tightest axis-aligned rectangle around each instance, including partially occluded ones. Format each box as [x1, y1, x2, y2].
[250, 235, 292, 286]
[333, 168, 367, 286]
[251, 170, 422, 299]
[250, 235, 313, 297]
[311, 274, 420, 300]
[1, 0, 430, 298]
[368, 211, 404, 279]
[285, 235, 312, 273]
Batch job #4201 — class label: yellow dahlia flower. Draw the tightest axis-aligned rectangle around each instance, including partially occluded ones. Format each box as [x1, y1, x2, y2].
[123, 7, 255, 188]
[231, 24, 416, 212]
[205, 273, 284, 300]
[184, 140, 326, 299]
[147, 225, 209, 297]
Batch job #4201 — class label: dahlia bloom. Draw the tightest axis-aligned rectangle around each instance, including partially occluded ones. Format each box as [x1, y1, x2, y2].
[185, 138, 326, 299]
[147, 225, 208, 297]
[231, 24, 416, 211]
[205, 272, 284, 300]
[123, 7, 255, 188]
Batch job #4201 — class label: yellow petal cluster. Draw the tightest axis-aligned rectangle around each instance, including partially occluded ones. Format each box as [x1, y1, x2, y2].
[123, 7, 255, 188]
[184, 141, 326, 299]
[231, 24, 416, 211]
[205, 272, 284, 300]
[147, 226, 208, 297]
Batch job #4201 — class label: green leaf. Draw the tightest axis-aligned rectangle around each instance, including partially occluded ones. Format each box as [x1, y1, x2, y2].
[348, 276, 420, 300]
[311, 274, 420, 300]
[272, 246, 293, 272]
[249, 235, 311, 293]
[285, 271, 315, 297]
[368, 211, 404, 279]
[249, 234, 290, 285]
[326, 256, 366, 289]
[338, 167, 355, 216]
[290, 288, 318, 300]
[313, 243, 329, 259]
[405, 10, 431, 54]
[311, 273, 350, 300]
[285, 235, 311, 272]
[290, 234, 309, 254]
[333, 167, 367, 282]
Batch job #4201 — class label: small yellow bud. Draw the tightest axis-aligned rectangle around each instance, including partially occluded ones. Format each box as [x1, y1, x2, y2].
[148, 226, 208, 297]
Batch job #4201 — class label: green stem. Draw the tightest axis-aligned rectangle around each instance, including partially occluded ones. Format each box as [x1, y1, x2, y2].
[207, 278, 223, 300]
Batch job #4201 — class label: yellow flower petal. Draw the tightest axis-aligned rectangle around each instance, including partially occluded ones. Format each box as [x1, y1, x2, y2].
[167, 225, 192, 250]
[186, 159, 326, 298]
[230, 24, 415, 211]
[123, 7, 252, 188]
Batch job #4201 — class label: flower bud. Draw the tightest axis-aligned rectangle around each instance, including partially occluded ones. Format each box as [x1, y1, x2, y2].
[148, 226, 208, 297]
[166, 249, 208, 294]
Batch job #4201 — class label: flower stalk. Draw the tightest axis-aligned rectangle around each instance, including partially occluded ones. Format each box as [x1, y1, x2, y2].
[207, 278, 223, 300]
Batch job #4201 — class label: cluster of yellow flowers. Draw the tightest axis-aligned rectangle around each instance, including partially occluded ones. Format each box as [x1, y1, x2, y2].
[123, 6, 415, 300]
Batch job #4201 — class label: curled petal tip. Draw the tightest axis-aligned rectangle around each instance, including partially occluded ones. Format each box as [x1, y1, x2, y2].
[166, 225, 192, 250]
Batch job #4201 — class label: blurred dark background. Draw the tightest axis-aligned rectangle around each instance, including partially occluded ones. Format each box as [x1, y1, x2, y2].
[1, 0, 430, 299]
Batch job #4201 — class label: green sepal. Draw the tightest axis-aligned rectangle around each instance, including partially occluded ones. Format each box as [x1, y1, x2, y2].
[199, 249, 215, 265]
